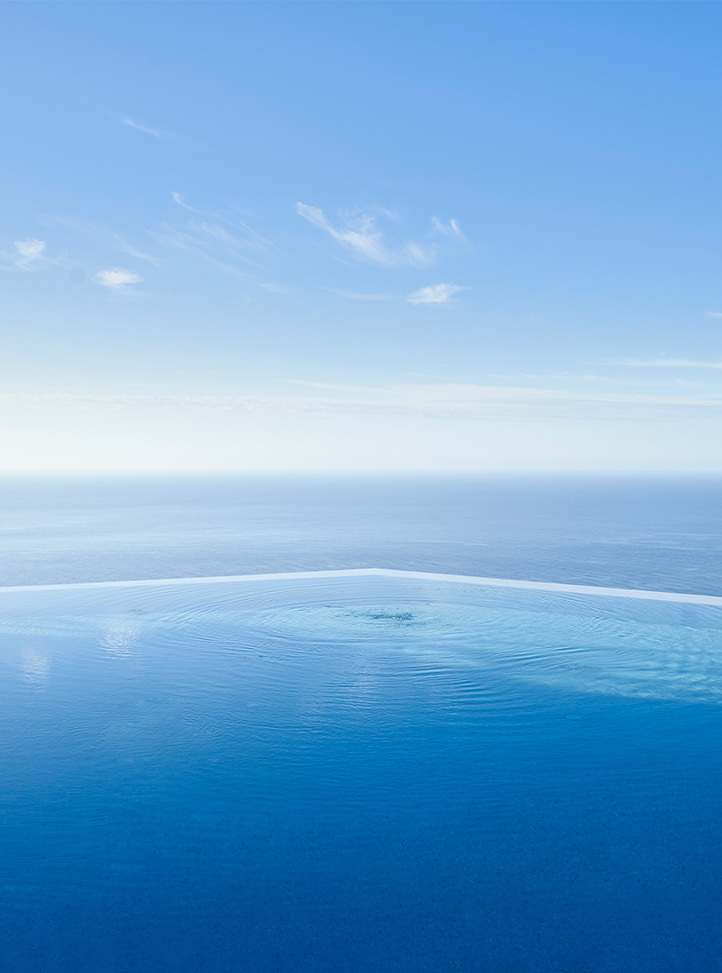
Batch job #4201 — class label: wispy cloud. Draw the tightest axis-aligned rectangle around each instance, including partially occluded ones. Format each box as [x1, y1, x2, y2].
[2, 238, 47, 269]
[14, 239, 46, 264]
[171, 193, 271, 248]
[120, 243, 161, 267]
[94, 268, 143, 290]
[601, 357, 722, 370]
[39, 214, 164, 271]
[42, 201, 269, 287]
[172, 191, 203, 214]
[323, 287, 395, 302]
[431, 217, 465, 239]
[152, 192, 274, 285]
[152, 222, 264, 279]
[407, 283, 464, 305]
[326, 283, 466, 305]
[296, 202, 436, 267]
[122, 117, 170, 139]
[706, 311, 722, 319]
[6, 382, 721, 422]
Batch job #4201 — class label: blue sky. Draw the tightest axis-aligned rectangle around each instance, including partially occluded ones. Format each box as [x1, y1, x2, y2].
[2, 2, 722, 472]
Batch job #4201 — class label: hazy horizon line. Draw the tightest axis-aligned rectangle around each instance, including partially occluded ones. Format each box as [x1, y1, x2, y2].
[1, 468, 722, 478]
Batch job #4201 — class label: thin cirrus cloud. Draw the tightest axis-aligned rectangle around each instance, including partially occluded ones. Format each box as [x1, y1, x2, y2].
[171, 191, 205, 214]
[431, 216, 465, 240]
[602, 357, 722, 369]
[296, 202, 437, 267]
[38, 214, 162, 268]
[706, 311, 722, 319]
[407, 283, 464, 305]
[2, 238, 47, 269]
[323, 288, 395, 302]
[122, 117, 171, 139]
[327, 283, 465, 305]
[94, 268, 143, 290]
[151, 201, 270, 282]
[4, 383, 722, 422]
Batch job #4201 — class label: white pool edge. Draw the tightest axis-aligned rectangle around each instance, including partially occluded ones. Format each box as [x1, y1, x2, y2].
[1, 567, 721, 607]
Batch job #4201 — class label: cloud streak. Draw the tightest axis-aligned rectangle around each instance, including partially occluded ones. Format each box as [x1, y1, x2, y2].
[2, 239, 47, 269]
[602, 358, 722, 370]
[431, 217, 465, 239]
[152, 221, 265, 279]
[122, 117, 170, 139]
[323, 288, 395, 302]
[94, 268, 143, 290]
[172, 191, 204, 214]
[151, 192, 275, 286]
[326, 283, 466, 305]
[407, 282, 464, 305]
[39, 214, 163, 268]
[5, 382, 722, 422]
[296, 202, 436, 267]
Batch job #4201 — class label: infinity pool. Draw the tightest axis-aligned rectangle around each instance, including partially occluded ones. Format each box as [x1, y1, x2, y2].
[1, 571, 721, 971]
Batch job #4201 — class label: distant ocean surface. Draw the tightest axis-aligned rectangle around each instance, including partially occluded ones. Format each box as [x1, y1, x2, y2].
[1, 474, 721, 594]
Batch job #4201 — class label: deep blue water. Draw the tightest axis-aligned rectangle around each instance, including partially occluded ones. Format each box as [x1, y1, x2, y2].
[1, 474, 722, 593]
[1, 574, 722, 971]
[2, 476, 722, 970]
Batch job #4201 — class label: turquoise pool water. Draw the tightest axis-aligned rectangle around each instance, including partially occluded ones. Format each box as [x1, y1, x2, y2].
[1, 571, 721, 970]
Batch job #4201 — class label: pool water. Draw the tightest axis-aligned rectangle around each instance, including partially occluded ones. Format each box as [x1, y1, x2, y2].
[1, 572, 721, 971]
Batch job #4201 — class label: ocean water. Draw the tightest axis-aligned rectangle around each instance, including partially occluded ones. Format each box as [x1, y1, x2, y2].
[1, 474, 721, 592]
[2, 476, 722, 970]
[1, 572, 721, 971]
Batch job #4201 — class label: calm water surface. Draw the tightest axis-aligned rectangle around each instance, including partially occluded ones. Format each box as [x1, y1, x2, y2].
[2, 477, 722, 970]
[1, 574, 721, 971]
[1, 474, 721, 592]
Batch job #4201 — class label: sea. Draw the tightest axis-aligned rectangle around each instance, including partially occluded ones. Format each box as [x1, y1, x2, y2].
[1, 473, 721, 592]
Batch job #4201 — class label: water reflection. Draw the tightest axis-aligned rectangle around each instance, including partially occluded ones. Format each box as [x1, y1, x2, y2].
[99, 618, 141, 657]
[20, 647, 51, 684]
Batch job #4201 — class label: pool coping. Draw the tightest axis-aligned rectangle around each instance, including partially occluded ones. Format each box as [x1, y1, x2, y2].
[1, 568, 721, 607]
